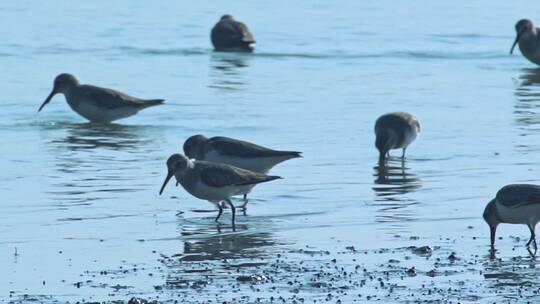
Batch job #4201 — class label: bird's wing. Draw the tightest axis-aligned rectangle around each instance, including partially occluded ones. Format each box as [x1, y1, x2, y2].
[212, 22, 243, 41]
[235, 21, 255, 43]
[80, 85, 164, 109]
[212, 21, 254, 44]
[497, 184, 540, 208]
[208, 137, 301, 158]
[199, 162, 280, 188]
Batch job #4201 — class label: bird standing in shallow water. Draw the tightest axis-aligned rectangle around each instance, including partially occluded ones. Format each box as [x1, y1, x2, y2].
[38, 73, 164, 123]
[374, 112, 420, 163]
[159, 154, 281, 230]
[483, 184, 540, 251]
[183, 135, 301, 207]
[510, 19, 540, 65]
[211, 15, 255, 52]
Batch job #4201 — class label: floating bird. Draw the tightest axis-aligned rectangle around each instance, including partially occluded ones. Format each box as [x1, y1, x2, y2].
[374, 112, 420, 163]
[38, 73, 164, 123]
[510, 19, 540, 65]
[483, 184, 540, 250]
[159, 154, 281, 230]
[211, 15, 255, 52]
[183, 135, 301, 207]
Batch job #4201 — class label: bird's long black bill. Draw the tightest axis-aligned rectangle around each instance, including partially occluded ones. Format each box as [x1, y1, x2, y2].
[510, 34, 520, 55]
[489, 225, 497, 247]
[159, 171, 174, 195]
[38, 90, 56, 112]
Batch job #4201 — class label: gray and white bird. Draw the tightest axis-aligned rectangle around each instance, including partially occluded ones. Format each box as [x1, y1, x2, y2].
[483, 184, 540, 250]
[183, 135, 301, 207]
[211, 15, 255, 52]
[510, 19, 540, 65]
[159, 154, 281, 230]
[374, 112, 420, 163]
[38, 73, 164, 123]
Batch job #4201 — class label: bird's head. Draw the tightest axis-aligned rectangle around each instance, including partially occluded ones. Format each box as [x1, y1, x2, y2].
[183, 135, 208, 159]
[483, 199, 500, 247]
[220, 14, 234, 21]
[511, 19, 535, 54]
[38, 73, 79, 112]
[159, 154, 191, 195]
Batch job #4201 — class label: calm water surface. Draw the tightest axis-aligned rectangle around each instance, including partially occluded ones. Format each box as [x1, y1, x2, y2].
[2, 1, 540, 302]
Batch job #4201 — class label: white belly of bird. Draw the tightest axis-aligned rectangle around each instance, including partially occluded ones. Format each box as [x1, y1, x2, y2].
[190, 180, 254, 202]
[204, 150, 285, 173]
[497, 202, 540, 225]
[71, 101, 138, 122]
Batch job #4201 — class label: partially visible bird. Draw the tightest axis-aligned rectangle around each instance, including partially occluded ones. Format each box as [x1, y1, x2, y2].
[483, 184, 540, 250]
[211, 15, 255, 52]
[374, 112, 420, 163]
[183, 135, 301, 207]
[159, 154, 281, 230]
[38, 73, 164, 123]
[510, 19, 540, 65]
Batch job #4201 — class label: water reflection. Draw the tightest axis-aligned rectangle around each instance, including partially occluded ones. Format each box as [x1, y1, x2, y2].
[484, 252, 540, 297]
[176, 223, 279, 262]
[208, 53, 250, 90]
[372, 159, 422, 197]
[372, 159, 421, 227]
[158, 218, 281, 289]
[514, 68, 540, 151]
[42, 122, 162, 204]
[48, 122, 153, 151]
[516, 67, 540, 88]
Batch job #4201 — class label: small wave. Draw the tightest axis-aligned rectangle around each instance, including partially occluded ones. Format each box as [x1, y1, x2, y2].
[117, 46, 210, 56]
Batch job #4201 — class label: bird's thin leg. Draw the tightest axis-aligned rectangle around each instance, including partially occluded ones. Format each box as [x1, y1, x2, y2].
[489, 246, 496, 260]
[215, 203, 224, 222]
[534, 225, 538, 250]
[225, 199, 236, 231]
[402, 148, 406, 159]
[240, 193, 249, 209]
[526, 224, 536, 248]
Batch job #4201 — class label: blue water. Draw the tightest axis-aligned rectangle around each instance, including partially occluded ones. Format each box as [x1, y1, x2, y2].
[2, 1, 540, 302]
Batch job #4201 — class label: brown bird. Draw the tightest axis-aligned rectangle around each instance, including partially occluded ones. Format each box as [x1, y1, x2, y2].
[510, 19, 540, 65]
[38, 73, 164, 123]
[211, 15, 255, 52]
[374, 112, 420, 163]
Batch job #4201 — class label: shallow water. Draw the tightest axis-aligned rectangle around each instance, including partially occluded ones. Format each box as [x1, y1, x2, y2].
[3, 1, 540, 303]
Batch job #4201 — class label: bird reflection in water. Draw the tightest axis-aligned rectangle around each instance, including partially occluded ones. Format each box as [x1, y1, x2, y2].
[372, 158, 421, 226]
[178, 226, 278, 262]
[43, 122, 161, 204]
[514, 68, 540, 151]
[208, 53, 250, 90]
[373, 159, 421, 197]
[49, 122, 152, 151]
[160, 221, 280, 288]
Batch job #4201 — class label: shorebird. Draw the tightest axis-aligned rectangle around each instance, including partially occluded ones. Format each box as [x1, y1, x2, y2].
[211, 15, 255, 52]
[374, 112, 420, 163]
[38, 73, 164, 123]
[483, 184, 540, 250]
[159, 154, 281, 230]
[183, 135, 301, 207]
[510, 19, 540, 65]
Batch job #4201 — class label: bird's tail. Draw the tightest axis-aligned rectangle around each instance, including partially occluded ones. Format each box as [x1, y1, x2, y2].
[274, 151, 303, 162]
[284, 151, 302, 158]
[140, 99, 165, 108]
[235, 175, 282, 186]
